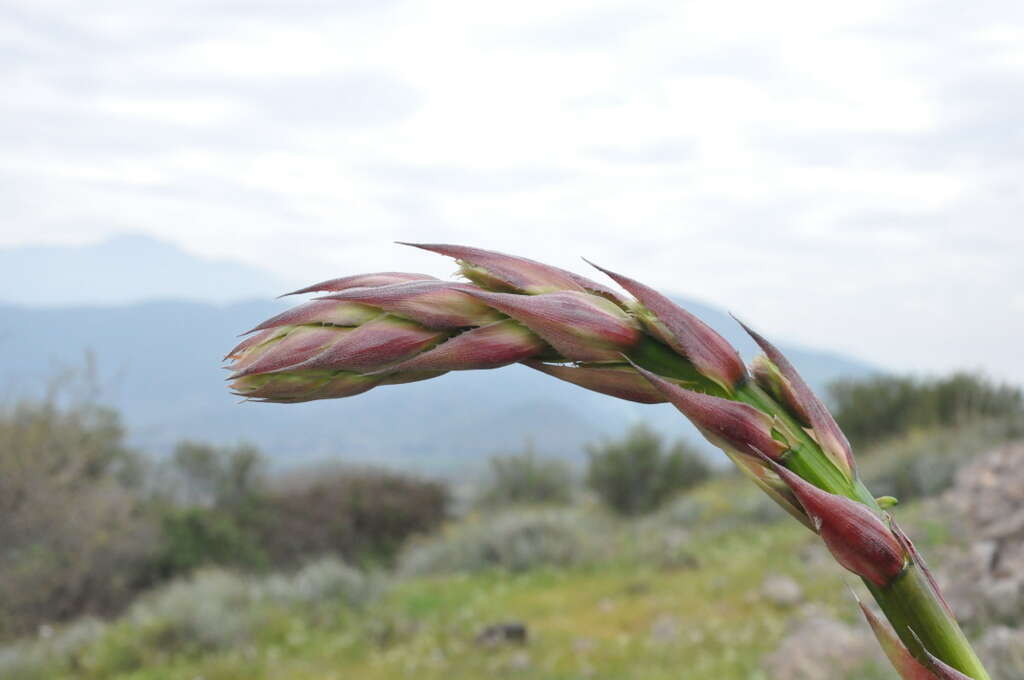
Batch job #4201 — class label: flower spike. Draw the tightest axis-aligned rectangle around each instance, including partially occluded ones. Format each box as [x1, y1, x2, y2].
[228, 240, 993, 679]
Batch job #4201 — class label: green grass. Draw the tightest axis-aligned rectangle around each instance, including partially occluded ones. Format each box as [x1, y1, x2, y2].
[44, 501, 873, 678]
[4, 472, 963, 680]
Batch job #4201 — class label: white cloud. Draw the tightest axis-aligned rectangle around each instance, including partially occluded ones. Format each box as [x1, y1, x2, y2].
[1, 0, 1022, 383]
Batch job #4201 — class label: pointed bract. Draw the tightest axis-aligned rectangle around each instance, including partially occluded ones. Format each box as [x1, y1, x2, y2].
[378, 370, 449, 385]
[916, 638, 976, 679]
[587, 261, 746, 391]
[379, 320, 546, 373]
[279, 316, 445, 374]
[282, 272, 436, 296]
[857, 601, 937, 680]
[230, 326, 344, 377]
[565, 271, 628, 305]
[226, 327, 280, 360]
[243, 299, 380, 335]
[232, 370, 381, 403]
[629, 360, 787, 460]
[718, 447, 814, 530]
[759, 455, 906, 587]
[320, 280, 503, 328]
[738, 318, 855, 479]
[467, 290, 642, 362]
[751, 354, 812, 424]
[401, 242, 585, 294]
[525, 362, 669, 404]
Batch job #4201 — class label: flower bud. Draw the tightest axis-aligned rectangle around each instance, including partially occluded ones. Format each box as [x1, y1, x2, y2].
[281, 316, 446, 374]
[467, 290, 642, 362]
[525, 362, 669, 404]
[225, 327, 283, 361]
[760, 455, 906, 587]
[629, 360, 787, 460]
[587, 261, 746, 391]
[857, 600, 937, 680]
[230, 326, 343, 377]
[379, 320, 546, 373]
[738, 318, 855, 479]
[231, 370, 380, 403]
[320, 280, 503, 329]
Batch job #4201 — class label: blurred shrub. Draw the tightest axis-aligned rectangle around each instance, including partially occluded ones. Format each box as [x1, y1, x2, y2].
[159, 440, 266, 511]
[150, 441, 270, 576]
[585, 423, 711, 516]
[976, 627, 1024, 680]
[475, 445, 574, 508]
[0, 399, 159, 638]
[154, 507, 267, 575]
[124, 558, 371, 663]
[0, 388, 439, 641]
[129, 568, 254, 652]
[259, 557, 375, 609]
[400, 508, 601, 575]
[259, 465, 449, 567]
[0, 617, 106, 680]
[829, 372, 1023, 449]
[0, 557, 374, 679]
[863, 417, 1024, 502]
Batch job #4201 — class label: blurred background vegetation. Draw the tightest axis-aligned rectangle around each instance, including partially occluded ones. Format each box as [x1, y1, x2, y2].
[1, 368, 1023, 679]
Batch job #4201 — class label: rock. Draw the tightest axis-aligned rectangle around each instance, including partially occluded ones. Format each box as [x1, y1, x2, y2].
[648, 614, 679, 643]
[975, 626, 1024, 679]
[623, 581, 651, 596]
[573, 637, 595, 653]
[988, 580, 1024, 623]
[940, 444, 1024, 628]
[476, 621, 528, 647]
[762, 609, 881, 679]
[505, 651, 532, 671]
[761, 574, 803, 607]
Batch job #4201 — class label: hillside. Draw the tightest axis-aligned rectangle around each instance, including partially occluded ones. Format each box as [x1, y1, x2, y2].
[0, 235, 289, 306]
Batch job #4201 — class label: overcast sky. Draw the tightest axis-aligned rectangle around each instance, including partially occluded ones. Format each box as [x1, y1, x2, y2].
[2, 0, 1023, 383]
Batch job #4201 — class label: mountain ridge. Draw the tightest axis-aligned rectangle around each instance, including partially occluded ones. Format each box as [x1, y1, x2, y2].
[0, 234, 290, 306]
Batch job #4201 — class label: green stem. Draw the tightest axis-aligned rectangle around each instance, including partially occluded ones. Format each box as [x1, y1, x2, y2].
[627, 339, 991, 679]
[869, 568, 991, 679]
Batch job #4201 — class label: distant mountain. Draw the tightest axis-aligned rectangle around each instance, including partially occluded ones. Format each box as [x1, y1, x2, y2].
[0, 234, 290, 306]
[0, 296, 878, 474]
